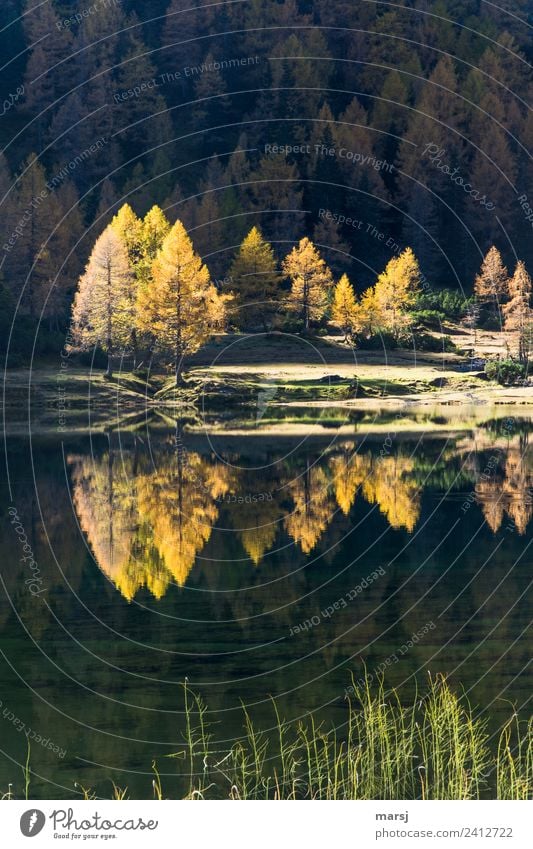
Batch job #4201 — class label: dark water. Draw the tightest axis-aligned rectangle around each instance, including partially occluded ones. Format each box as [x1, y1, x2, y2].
[0, 418, 531, 798]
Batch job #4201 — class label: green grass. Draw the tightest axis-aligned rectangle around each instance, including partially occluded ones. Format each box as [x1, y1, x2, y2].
[5, 674, 531, 800]
[171, 674, 530, 800]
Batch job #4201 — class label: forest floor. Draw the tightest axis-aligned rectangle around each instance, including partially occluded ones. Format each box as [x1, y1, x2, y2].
[3, 325, 532, 434]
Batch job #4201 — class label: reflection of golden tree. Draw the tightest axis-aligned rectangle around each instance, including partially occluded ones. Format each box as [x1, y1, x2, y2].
[241, 523, 278, 565]
[69, 451, 138, 596]
[329, 451, 371, 515]
[477, 443, 532, 534]
[230, 498, 283, 565]
[70, 441, 426, 597]
[363, 455, 420, 532]
[135, 450, 233, 589]
[218, 466, 286, 565]
[136, 459, 213, 588]
[124, 526, 170, 600]
[479, 497, 505, 535]
[69, 446, 233, 600]
[329, 449, 420, 532]
[285, 463, 333, 553]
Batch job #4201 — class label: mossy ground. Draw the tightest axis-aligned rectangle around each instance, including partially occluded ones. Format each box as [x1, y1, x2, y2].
[4, 330, 532, 434]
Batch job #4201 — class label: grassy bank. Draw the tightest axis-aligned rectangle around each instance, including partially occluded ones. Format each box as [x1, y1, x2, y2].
[159, 674, 531, 801]
[4, 373, 531, 440]
[3, 330, 532, 435]
[6, 674, 532, 800]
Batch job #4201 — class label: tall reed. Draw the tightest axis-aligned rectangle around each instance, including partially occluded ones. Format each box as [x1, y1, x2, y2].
[8, 673, 532, 800]
[168, 673, 531, 800]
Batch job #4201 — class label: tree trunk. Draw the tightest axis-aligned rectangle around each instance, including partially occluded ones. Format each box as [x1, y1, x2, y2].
[131, 328, 138, 370]
[175, 275, 185, 386]
[106, 260, 113, 378]
[107, 441, 115, 570]
[175, 357, 183, 386]
[303, 277, 310, 332]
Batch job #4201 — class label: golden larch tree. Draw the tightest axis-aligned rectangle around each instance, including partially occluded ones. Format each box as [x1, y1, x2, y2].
[373, 247, 422, 338]
[282, 237, 334, 331]
[70, 226, 135, 377]
[134, 205, 170, 361]
[331, 274, 358, 341]
[111, 203, 143, 268]
[229, 226, 281, 330]
[474, 246, 509, 303]
[136, 220, 224, 384]
[110, 204, 145, 366]
[503, 260, 533, 365]
[355, 287, 382, 337]
[139, 205, 170, 279]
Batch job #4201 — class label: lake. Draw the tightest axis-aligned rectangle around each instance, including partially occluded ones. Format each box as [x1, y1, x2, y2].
[1, 411, 531, 798]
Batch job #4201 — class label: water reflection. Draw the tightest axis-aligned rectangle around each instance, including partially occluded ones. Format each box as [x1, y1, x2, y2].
[69, 446, 234, 599]
[475, 438, 533, 534]
[1, 421, 532, 798]
[67, 429, 531, 601]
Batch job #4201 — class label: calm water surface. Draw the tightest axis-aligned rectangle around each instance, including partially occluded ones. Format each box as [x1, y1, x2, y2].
[1, 415, 531, 797]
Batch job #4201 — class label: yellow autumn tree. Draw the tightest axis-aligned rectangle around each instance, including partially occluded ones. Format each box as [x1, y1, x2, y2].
[111, 203, 143, 268]
[283, 237, 334, 331]
[138, 205, 170, 286]
[503, 260, 533, 364]
[110, 204, 145, 365]
[331, 274, 359, 341]
[373, 247, 422, 338]
[229, 226, 282, 330]
[69, 225, 135, 377]
[354, 286, 382, 337]
[136, 220, 226, 384]
[474, 245, 509, 303]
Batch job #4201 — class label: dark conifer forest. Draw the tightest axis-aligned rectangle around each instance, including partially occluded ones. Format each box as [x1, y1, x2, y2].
[0, 1, 531, 359]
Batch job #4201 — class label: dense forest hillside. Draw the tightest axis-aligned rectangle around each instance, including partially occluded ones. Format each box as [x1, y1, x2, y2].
[0, 1, 531, 354]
